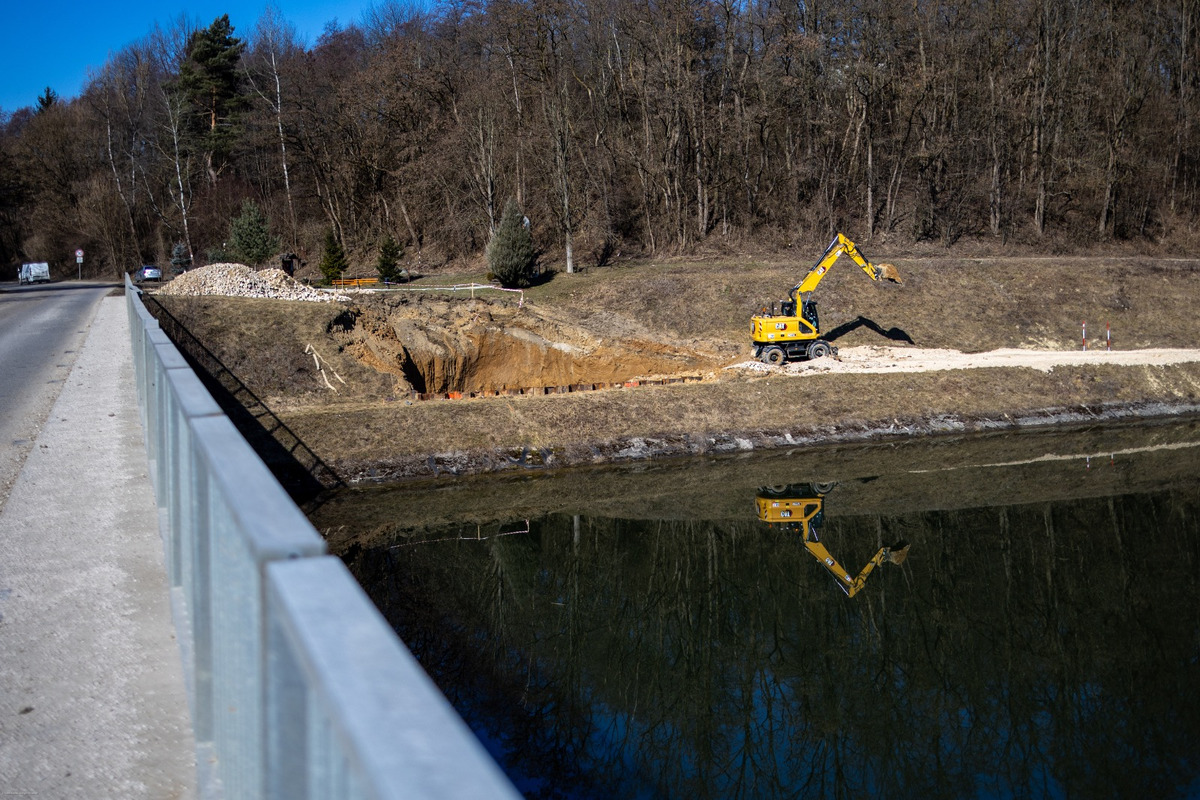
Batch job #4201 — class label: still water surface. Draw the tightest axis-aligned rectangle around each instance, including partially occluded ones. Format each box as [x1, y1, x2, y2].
[319, 420, 1200, 799]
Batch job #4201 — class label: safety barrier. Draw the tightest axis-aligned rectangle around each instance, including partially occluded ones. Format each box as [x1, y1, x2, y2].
[126, 276, 520, 800]
[331, 277, 381, 287]
[335, 280, 526, 307]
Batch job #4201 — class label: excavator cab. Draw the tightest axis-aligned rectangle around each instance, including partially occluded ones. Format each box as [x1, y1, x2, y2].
[755, 483, 910, 598]
[800, 299, 819, 332]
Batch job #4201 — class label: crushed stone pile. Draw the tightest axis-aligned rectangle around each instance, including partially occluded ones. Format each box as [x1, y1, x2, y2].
[153, 263, 347, 302]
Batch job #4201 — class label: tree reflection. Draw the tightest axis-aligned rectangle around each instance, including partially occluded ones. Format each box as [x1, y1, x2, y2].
[344, 483, 1200, 799]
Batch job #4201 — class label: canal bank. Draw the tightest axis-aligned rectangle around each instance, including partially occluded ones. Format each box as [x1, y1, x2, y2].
[144, 256, 1200, 488]
[283, 358, 1200, 484]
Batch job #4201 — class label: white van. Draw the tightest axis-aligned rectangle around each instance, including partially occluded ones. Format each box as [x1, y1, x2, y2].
[18, 262, 51, 284]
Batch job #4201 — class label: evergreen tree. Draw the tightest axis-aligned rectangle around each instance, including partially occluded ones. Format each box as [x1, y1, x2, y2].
[228, 200, 279, 265]
[319, 228, 348, 284]
[170, 242, 192, 273]
[35, 87, 58, 113]
[375, 234, 405, 282]
[176, 15, 246, 180]
[487, 199, 536, 288]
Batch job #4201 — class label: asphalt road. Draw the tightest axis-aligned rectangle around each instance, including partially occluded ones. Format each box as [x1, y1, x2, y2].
[0, 285, 196, 797]
[0, 281, 115, 510]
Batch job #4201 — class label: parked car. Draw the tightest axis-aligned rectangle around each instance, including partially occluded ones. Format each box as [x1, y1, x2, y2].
[134, 265, 162, 283]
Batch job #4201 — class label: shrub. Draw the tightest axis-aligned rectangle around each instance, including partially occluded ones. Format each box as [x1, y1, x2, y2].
[170, 242, 192, 273]
[229, 200, 279, 266]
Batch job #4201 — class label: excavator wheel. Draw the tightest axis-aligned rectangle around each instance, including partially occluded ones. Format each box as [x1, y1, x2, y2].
[762, 346, 786, 366]
[808, 341, 832, 360]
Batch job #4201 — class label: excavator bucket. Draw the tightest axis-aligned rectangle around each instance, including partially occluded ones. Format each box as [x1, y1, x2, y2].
[883, 542, 911, 565]
[875, 262, 903, 284]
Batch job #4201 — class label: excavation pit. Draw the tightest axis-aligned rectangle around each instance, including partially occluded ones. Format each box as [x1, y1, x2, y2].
[339, 296, 719, 398]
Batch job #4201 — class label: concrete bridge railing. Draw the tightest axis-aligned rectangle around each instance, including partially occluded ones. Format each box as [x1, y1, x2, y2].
[126, 277, 520, 800]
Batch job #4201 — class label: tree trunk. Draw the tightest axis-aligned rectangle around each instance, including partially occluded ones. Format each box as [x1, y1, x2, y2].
[269, 51, 297, 247]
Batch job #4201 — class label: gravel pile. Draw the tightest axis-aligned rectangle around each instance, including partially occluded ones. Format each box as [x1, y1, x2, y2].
[153, 263, 347, 302]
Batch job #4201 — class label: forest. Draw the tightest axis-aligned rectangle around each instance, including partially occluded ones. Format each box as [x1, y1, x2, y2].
[1, 0, 1197, 278]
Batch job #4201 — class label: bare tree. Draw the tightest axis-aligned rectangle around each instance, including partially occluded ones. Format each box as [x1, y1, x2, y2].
[247, 5, 302, 247]
[147, 18, 199, 263]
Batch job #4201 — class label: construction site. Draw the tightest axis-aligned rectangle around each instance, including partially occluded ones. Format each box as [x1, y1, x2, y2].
[145, 245, 1200, 486]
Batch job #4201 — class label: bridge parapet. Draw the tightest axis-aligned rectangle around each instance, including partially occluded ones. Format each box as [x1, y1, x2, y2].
[126, 276, 519, 800]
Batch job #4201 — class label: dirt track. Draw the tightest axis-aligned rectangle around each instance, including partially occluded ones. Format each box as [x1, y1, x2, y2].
[728, 346, 1200, 376]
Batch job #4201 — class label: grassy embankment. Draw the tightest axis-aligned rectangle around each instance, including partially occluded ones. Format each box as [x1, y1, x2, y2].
[153, 254, 1200, 482]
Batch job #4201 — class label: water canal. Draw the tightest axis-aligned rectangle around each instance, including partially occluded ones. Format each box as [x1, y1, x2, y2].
[311, 419, 1200, 799]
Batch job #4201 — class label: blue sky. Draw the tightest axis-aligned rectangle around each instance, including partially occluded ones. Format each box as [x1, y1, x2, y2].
[0, 1, 379, 113]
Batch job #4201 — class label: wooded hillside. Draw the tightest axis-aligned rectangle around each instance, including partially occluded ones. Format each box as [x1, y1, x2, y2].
[2, 0, 1197, 276]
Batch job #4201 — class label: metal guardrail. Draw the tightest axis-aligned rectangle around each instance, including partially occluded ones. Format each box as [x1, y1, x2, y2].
[125, 277, 520, 800]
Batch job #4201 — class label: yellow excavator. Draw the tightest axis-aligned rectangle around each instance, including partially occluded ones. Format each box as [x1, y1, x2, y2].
[755, 483, 910, 597]
[751, 233, 902, 364]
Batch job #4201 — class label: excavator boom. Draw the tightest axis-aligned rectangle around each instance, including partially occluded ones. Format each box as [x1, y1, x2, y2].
[792, 233, 902, 301]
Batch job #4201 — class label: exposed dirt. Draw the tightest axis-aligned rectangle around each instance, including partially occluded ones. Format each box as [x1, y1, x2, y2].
[148, 253, 1200, 486]
[336, 296, 720, 396]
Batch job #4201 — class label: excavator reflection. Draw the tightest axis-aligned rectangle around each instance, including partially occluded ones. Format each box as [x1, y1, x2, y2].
[755, 483, 910, 597]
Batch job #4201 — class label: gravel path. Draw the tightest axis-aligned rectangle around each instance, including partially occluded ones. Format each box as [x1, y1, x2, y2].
[728, 346, 1200, 375]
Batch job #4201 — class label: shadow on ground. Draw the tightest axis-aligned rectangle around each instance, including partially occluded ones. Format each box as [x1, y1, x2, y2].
[142, 293, 344, 506]
[825, 316, 915, 345]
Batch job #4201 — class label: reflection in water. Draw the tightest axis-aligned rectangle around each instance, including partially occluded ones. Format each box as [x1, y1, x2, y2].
[755, 483, 909, 597]
[335, 423, 1200, 799]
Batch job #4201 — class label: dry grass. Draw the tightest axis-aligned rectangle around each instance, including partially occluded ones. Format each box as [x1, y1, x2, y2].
[286, 361, 1200, 482]
[524, 254, 1200, 353]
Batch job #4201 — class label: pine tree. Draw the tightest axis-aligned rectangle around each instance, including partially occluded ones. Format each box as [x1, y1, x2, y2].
[35, 87, 58, 113]
[375, 234, 405, 282]
[487, 199, 536, 288]
[228, 200, 279, 265]
[176, 15, 246, 181]
[170, 242, 192, 273]
[319, 228, 348, 284]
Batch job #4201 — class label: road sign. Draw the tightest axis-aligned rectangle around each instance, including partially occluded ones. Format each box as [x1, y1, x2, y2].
[75, 249, 83, 258]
